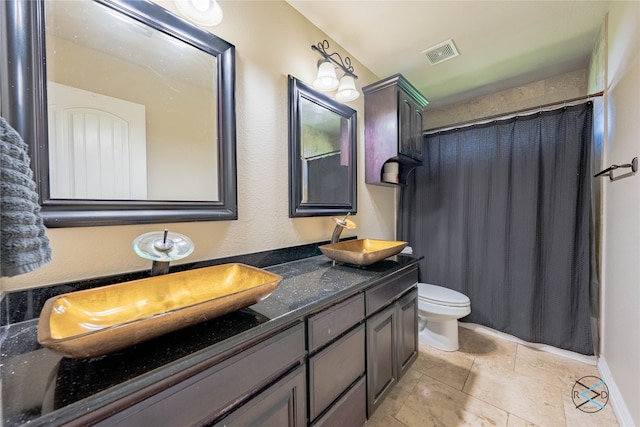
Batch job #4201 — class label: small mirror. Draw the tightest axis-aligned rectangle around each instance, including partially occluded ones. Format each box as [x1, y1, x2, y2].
[288, 76, 357, 217]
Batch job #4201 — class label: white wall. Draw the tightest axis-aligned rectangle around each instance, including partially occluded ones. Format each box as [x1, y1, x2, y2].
[0, 0, 397, 292]
[600, 1, 640, 425]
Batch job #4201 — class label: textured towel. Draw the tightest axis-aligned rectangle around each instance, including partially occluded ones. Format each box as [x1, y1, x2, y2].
[1, 116, 52, 277]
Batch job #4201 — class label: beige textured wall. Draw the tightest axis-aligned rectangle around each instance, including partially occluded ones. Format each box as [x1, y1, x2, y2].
[425, 69, 588, 131]
[0, 0, 396, 292]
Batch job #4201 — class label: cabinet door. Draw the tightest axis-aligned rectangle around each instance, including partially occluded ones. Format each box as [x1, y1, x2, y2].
[397, 289, 419, 379]
[399, 91, 424, 162]
[413, 107, 424, 161]
[214, 365, 306, 427]
[366, 304, 396, 417]
[398, 93, 415, 159]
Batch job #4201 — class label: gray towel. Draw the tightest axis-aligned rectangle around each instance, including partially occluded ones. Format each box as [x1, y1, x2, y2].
[1, 116, 52, 277]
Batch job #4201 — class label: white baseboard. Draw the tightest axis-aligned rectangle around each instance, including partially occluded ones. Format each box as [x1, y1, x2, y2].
[598, 356, 637, 427]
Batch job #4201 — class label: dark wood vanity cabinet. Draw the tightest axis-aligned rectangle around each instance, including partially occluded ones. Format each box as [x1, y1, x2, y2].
[67, 266, 418, 427]
[94, 323, 306, 427]
[365, 267, 419, 417]
[363, 74, 428, 186]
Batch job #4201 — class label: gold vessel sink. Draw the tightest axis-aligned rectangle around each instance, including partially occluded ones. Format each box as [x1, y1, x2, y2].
[37, 263, 282, 358]
[319, 239, 408, 266]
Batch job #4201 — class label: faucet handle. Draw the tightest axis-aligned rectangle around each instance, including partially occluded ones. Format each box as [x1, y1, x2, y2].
[153, 229, 175, 252]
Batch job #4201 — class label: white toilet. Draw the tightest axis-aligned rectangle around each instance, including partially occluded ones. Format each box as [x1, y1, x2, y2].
[417, 283, 471, 351]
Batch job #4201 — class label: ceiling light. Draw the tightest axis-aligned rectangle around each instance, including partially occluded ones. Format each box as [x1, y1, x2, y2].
[175, 0, 223, 27]
[311, 40, 360, 102]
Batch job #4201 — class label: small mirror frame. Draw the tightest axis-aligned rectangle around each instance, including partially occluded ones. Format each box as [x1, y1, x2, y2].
[0, 0, 237, 227]
[288, 75, 357, 217]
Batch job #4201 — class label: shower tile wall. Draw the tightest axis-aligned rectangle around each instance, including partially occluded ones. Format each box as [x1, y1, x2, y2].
[425, 69, 588, 130]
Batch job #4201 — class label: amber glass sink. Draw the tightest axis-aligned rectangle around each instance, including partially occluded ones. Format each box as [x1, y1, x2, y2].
[319, 239, 407, 266]
[37, 263, 282, 358]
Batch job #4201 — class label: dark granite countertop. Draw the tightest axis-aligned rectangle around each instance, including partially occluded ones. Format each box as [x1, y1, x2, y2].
[0, 251, 420, 426]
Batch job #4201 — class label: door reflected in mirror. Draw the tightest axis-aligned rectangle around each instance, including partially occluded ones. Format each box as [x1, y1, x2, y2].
[288, 76, 357, 217]
[45, 0, 218, 202]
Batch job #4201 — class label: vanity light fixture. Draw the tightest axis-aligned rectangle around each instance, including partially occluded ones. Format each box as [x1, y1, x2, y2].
[335, 75, 359, 102]
[311, 40, 360, 102]
[313, 59, 340, 91]
[175, 0, 223, 27]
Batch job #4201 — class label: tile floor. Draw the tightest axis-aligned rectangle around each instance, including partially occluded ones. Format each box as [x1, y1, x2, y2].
[366, 326, 619, 427]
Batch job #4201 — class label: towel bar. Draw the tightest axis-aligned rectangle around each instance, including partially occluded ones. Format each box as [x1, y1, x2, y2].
[594, 157, 638, 181]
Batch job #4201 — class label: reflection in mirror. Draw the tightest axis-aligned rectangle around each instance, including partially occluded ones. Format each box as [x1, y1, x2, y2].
[0, 0, 237, 226]
[46, 0, 218, 201]
[288, 76, 357, 217]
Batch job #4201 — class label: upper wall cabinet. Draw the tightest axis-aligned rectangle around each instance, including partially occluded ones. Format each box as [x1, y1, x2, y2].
[363, 74, 428, 187]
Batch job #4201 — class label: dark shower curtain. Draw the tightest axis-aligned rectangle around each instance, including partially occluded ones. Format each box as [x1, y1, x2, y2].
[399, 103, 594, 355]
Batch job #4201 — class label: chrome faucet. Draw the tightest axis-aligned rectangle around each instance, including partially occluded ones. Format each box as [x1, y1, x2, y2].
[331, 213, 356, 244]
[150, 229, 175, 275]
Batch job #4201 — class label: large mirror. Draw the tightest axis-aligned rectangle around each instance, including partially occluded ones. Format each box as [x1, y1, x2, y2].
[0, 0, 237, 227]
[288, 76, 357, 217]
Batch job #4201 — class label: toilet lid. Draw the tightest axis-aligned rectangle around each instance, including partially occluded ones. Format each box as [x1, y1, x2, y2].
[418, 283, 470, 307]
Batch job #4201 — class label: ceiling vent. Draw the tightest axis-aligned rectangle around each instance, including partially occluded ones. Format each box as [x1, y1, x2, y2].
[422, 39, 459, 65]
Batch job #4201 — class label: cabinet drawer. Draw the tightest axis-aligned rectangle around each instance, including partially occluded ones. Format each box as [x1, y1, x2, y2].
[97, 323, 305, 427]
[307, 293, 364, 352]
[311, 376, 366, 427]
[366, 266, 418, 315]
[308, 324, 365, 421]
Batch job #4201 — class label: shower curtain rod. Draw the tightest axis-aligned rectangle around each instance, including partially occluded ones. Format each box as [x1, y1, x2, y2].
[424, 91, 604, 134]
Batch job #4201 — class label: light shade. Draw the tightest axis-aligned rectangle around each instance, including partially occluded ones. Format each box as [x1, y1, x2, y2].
[175, 0, 223, 27]
[335, 75, 360, 102]
[313, 60, 339, 91]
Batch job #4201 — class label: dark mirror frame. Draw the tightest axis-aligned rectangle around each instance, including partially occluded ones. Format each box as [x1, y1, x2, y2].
[288, 76, 357, 217]
[0, 0, 237, 227]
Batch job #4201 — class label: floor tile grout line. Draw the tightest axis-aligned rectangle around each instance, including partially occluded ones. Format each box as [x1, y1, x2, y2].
[411, 361, 512, 421]
[457, 377, 513, 420]
[382, 370, 423, 427]
[462, 344, 567, 427]
[461, 355, 476, 392]
[514, 343, 522, 373]
[454, 344, 562, 425]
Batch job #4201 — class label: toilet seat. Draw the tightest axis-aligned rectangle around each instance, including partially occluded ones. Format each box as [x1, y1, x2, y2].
[418, 283, 470, 307]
